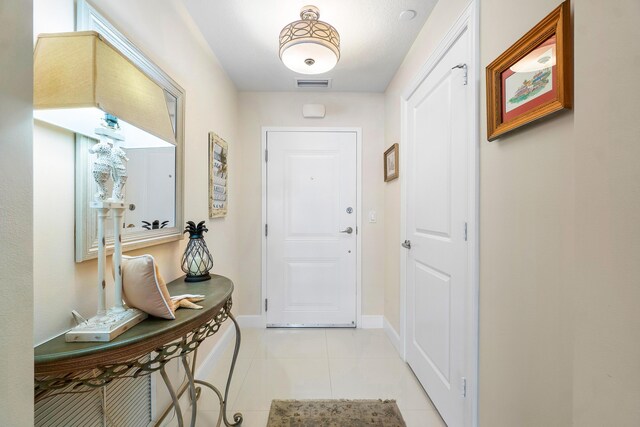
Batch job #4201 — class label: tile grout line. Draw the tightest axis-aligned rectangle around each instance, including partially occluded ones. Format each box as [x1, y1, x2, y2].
[324, 329, 335, 398]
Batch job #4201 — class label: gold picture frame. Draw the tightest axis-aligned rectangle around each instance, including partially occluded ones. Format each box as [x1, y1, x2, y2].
[208, 132, 228, 218]
[486, 0, 572, 141]
[384, 143, 399, 182]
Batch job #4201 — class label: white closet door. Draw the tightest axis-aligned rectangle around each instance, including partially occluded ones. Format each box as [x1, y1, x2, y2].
[405, 28, 471, 427]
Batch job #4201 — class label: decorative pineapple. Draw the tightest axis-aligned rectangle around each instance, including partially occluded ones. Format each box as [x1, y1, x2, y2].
[181, 221, 214, 282]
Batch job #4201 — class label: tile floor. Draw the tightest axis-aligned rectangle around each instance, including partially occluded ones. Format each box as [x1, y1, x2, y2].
[186, 328, 446, 427]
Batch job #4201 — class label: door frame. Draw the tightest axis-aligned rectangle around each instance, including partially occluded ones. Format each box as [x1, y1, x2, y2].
[261, 127, 363, 327]
[399, 2, 479, 426]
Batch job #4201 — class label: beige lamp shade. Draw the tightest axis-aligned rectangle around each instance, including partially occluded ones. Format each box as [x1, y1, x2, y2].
[34, 31, 175, 146]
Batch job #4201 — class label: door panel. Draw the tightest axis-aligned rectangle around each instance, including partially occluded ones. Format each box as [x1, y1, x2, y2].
[414, 261, 451, 384]
[285, 260, 340, 310]
[405, 29, 470, 427]
[267, 131, 357, 327]
[414, 74, 452, 238]
[286, 154, 339, 237]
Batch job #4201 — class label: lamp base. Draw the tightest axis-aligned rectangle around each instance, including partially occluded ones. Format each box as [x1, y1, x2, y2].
[184, 273, 211, 282]
[65, 308, 147, 342]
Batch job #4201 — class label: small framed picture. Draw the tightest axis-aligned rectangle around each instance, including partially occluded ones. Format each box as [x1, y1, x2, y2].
[384, 143, 399, 182]
[486, 0, 571, 141]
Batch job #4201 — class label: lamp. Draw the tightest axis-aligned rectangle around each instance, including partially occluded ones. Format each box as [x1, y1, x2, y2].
[33, 31, 176, 342]
[279, 5, 340, 74]
[34, 31, 175, 146]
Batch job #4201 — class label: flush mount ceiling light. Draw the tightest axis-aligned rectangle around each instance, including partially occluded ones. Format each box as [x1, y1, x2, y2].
[279, 5, 340, 75]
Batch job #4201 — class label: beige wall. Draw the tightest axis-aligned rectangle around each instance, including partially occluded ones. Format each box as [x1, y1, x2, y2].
[383, 0, 470, 333]
[236, 91, 386, 316]
[479, 0, 574, 424]
[0, 1, 34, 425]
[480, 0, 640, 425]
[571, 1, 640, 424]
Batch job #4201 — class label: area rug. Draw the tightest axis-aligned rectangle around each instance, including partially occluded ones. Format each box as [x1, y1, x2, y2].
[267, 399, 407, 427]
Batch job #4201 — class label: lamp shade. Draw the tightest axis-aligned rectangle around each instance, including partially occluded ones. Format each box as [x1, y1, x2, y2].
[34, 31, 175, 146]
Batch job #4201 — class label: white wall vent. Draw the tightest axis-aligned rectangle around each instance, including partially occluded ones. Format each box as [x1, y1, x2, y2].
[296, 79, 332, 89]
[35, 373, 152, 427]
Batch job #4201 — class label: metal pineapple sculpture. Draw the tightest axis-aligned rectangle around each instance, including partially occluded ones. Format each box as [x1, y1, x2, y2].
[181, 221, 214, 282]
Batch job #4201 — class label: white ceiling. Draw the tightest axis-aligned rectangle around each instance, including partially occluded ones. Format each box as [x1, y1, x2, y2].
[183, 0, 437, 92]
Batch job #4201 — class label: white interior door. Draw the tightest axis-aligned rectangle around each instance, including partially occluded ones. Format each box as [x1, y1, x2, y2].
[405, 29, 471, 427]
[266, 130, 357, 327]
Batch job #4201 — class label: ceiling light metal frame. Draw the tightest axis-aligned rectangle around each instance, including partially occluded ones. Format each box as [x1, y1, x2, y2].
[279, 5, 340, 74]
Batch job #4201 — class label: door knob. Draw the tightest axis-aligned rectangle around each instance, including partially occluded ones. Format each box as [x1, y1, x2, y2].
[401, 240, 411, 249]
[340, 227, 353, 234]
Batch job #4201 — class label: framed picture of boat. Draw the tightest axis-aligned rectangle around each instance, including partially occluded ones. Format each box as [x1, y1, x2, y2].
[486, 0, 572, 141]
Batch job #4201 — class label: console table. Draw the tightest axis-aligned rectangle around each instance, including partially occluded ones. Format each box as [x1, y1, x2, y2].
[34, 274, 243, 427]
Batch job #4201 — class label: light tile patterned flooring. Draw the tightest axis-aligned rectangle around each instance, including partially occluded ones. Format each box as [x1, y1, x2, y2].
[188, 328, 446, 427]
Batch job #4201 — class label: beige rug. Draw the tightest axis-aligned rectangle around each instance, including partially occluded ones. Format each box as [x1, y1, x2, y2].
[267, 399, 407, 427]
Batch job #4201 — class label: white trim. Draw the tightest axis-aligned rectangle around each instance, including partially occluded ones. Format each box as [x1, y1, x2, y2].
[261, 127, 363, 327]
[193, 323, 235, 380]
[383, 317, 402, 356]
[359, 315, 383, 329]
[235, 315, 266, 329]
[399, 2, 479, 426]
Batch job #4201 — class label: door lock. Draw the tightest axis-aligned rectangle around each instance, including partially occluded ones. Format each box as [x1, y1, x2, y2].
[340, 227, 353, 234]
[401, 240, 412, 249]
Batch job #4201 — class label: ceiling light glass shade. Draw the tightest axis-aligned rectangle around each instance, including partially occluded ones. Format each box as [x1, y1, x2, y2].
[33, 31, 175, 146]
[279, 6, 340, 75]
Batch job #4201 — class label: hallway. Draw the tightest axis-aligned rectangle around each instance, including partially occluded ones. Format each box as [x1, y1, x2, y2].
[183, 328, 446, 427]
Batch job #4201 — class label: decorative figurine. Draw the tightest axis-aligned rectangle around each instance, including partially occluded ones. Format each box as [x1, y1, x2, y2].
[181, 221, 214, 282]
[110, 140, 129, 201]
[89, 139, 113, 201]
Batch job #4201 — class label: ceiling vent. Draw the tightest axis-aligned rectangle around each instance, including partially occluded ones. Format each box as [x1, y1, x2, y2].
[295, 78, 332, 89]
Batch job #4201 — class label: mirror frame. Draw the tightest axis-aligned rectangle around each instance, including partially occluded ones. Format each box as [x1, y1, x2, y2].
[75, 0, 185, 262]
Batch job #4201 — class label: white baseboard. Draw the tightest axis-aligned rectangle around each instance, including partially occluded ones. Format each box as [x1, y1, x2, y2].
[359, 315, 383, 329]
[236, 315, 266, 328]
[383, 317, 403, 358]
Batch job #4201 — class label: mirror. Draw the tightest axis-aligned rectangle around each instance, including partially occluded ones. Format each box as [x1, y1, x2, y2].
[75, 1, 184, 261]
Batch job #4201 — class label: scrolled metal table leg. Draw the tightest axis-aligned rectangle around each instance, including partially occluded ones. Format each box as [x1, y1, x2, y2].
[181, 355, 198, 427]
[222, 312, 243, 426]
[160, 364, 184, 427]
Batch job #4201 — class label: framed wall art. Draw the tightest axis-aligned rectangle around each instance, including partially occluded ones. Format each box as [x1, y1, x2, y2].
[486, 0, 572, 141]
[208, 132, 228, 218]
[384, 143, 399, 182]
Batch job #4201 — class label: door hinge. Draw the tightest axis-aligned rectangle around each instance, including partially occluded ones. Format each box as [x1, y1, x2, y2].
[356, 226, 358, 235]
[464, 222, 468, 241]
[452, 63, 468, 85]
[265, 224, 268, 237]
[265, 298, 268, 312]
[461, 377, 467, 397]
[265, 149, 268, 162]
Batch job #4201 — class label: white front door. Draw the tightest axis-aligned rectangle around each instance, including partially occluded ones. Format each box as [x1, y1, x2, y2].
[266, 130, 357, 327]
[404, 27, 471, 427]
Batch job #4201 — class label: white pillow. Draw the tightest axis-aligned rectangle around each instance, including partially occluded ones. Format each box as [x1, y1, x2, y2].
[120, 255, 175, 320]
